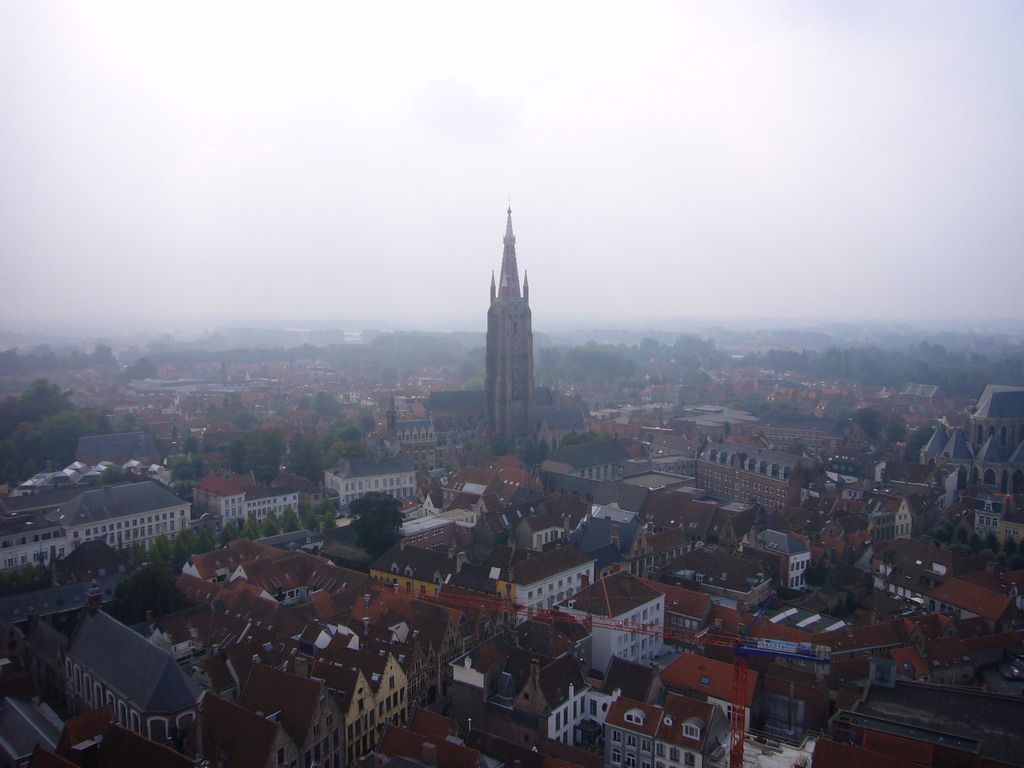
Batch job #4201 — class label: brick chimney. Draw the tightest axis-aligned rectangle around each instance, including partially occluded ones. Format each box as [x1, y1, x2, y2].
[86, 580, 102, 610]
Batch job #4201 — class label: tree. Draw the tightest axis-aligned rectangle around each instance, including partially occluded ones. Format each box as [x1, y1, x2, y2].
[300, 504, 320, 532]
[349, 492, 403, 557]
[147, 535, 173, 573]
[969, 532, 983, 554]
[218, 521, 239, 547]
[281, 506, 299, 533]
[93, 465, 127, 485]
[492, 434, 515, 457]
[105, 566, 190, 625]
[91, 343, 116, 370]
[561, 431, 603, 447]
[849, 408, 881, 440]
[906, 427, 935, 461]
[358, 412, 377, 434]
[320, 508, 337, 530]
[262, 511, 280, 537]
[312, 391, 342, 419]
[171, 529, 198, 573]
[288, 433, 326, 482]
[241, 516, 262, 540]
[196, 527, 216, 554]
[126, 357, 158, 381]
[228, 428, 286, 483]
[521, 438, 550, 467]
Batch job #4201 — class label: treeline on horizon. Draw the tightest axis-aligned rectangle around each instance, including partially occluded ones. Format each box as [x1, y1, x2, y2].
[1, 331, 1022, 399]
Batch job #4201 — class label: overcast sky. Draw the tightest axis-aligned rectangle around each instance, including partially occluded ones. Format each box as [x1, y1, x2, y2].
[1, 1, 1022, 334]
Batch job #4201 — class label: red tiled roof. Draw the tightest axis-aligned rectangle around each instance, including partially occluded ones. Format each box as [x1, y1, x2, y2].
[605, 696, 662, 737]
[196, 475, 245, 497]
[378, 723, 480, 768]
[812, 738, 930, 768]
[641, 580, 710, 619]
[930, 577, 1012, 622]
[659, 653, 757, 707]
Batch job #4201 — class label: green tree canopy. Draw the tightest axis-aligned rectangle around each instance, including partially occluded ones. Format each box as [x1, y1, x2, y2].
[105, 566, 190, 625]
[349, 492, 403, 558]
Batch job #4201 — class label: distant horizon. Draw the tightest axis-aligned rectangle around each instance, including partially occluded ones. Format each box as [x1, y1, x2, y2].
[1, 313, 1022, 355]
[2, 3, 1022, 331]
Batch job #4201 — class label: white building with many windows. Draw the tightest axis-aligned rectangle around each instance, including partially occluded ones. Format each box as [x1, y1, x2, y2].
[558, 570, 665, 674]
[511, 545, 595, 613]
[324, 455, 416, 509]
[47, 481, 190, 551]
[0, 513, 66, 571]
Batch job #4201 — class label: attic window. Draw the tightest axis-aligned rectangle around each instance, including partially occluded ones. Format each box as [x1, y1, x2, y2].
[684, 723, 700, 739]
[624, 709, 645, 726]
[700, 676, 710, 686]
[371, 673, 381, 683]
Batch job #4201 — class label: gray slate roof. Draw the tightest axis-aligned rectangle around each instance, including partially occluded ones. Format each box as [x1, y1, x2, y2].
[976, 435, 1011, 464]
[569, 515, 642, 570]
[757, 529, 808, 555]
[973, 385, 1024, 420]
[0, 698, 61, 761]
[921, 426, 948, 455]
[593, 482, 650, 513]
[553, 439, 630, 471]
[68, 608, 200, 712]
[46, 481, 186, 528]
[427, 390, 487, 415]
[0, 574, 123, 624]
[536, 408, 586, 432]
[333, 454, 414, 478]
[940, 428, 974, 461]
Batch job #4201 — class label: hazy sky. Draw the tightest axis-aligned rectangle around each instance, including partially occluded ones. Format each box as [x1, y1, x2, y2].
[1, 1, 1022, 333]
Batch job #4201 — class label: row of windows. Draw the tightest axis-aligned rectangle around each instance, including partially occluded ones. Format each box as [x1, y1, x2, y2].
[343, 476, 414, 492]
[609, 742, 695, 767]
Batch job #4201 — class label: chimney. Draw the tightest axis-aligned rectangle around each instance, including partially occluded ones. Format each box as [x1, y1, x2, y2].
[611, 524, 620, 548]
[364, 593, 371, 609]
[400, 538, 407, 551]
[421, 742, 437, 766]
[86, 580, 103, 611]
[580, 572, 590, 589]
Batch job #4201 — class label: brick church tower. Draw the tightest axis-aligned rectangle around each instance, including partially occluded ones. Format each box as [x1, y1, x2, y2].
[486, 208, 535, 439]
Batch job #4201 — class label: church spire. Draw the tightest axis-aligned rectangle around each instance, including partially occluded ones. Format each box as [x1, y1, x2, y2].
[498, 207, 521, 300]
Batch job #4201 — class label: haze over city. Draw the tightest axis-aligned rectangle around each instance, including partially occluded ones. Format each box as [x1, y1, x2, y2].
[2, 1, 1022, 333]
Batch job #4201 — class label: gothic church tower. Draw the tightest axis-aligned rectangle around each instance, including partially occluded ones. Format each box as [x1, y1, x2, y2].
[486, 208, 535, 438]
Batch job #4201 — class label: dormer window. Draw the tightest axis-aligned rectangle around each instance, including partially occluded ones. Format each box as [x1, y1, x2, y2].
[684, 723, 700, 739]
[624, 708, 646, 726]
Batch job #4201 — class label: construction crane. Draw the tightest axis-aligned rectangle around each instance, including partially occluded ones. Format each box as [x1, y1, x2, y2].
[417, 587, 830, 768]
